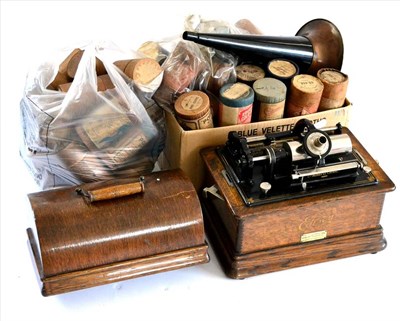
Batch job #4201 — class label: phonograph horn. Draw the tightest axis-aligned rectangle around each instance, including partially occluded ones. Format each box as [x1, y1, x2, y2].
[182, 18, 344, 75]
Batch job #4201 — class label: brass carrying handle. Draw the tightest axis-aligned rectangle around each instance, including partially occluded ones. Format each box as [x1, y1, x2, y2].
[76, 177, 144, 202]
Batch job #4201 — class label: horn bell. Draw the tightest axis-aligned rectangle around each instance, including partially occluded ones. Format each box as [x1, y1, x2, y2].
[296, 18, 344, 75]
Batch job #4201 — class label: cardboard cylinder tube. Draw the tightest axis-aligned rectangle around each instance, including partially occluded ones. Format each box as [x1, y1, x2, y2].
[57, 82, 72, 92]
[47, 48, 82, 90]
[286, 74, 324, 117]
[163, 63, 197, 93]
[113, 59, 132, 72]
[97, 74, 115, 91]
[124, 58, 162, 85]
[317, 68, 349, 110]
[58, 74, 114, 92]
[219, 82, 254, 126]
[253, 78, 287, 121]
[67, 50, 107, 79]
[174, 91, 213, 130]
[236, 64, 265, 86]
[207, 61, 234, 96]
[266, 59, 299, 91]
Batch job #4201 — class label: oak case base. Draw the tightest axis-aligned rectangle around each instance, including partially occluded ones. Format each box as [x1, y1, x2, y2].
[28, 228, 209, 296]
[202, 200, 385, 279]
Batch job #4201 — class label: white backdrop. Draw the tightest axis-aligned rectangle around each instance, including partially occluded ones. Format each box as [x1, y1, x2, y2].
[1, 1, 399, 321]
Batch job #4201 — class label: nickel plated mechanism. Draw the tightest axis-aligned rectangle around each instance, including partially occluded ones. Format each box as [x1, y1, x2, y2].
[218, 119, 378, 206]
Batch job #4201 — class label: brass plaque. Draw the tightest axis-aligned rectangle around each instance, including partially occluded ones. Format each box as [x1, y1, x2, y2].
[301, 230, 327, 243]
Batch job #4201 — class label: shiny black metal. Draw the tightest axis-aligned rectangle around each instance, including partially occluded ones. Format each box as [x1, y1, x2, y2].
[183, 19, 344, 75]
[183, 31, 313, 72]
[218, 120, 377, 206]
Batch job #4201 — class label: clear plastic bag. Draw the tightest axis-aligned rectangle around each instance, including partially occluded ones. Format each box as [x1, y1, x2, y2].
[135, 15, 262, 116]
[20, 41, 165, 189]
[152, 40, 209, 113]
[184, 14, 258, 35]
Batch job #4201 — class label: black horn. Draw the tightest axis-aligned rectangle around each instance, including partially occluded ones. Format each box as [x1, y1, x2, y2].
[182, 19, 344, 75]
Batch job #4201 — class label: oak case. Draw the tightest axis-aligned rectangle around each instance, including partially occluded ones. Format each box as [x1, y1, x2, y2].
[201, 128, 394, 278]
[27, 169, 209, 296]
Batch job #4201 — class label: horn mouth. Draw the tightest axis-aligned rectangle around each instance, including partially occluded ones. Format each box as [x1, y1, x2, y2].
[296, 18, 344, 75]
[182, 31, 198, 41]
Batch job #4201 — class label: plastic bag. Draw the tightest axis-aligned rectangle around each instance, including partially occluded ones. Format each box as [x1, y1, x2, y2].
[152, 40, 210, 113]
[136, 15, 261, 116]
[181, 15, 264, 118]
[137, 36, 181, 65]
[20, 41, 165, 189]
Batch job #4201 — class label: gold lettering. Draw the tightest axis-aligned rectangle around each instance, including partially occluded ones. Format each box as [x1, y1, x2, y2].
[299, 210, 336, 232]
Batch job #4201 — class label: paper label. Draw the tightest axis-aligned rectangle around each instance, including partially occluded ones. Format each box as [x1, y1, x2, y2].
[236, 64, 265, 81]
[223, 83, 250, 99]
[83, 115, 133, 150]
[319, 70, 346, 84]
[268, 60, 297, 77]
[219, 103, 252, 126]
[110, 132, 148, 164]
[294, 75, 323, 93]
[178, 110, 213, 130]
[181, 94, 204, 111]
[259, 101, 285, 120]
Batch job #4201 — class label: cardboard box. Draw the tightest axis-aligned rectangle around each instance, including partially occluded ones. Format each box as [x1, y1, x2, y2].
[159, 100, 352, 191]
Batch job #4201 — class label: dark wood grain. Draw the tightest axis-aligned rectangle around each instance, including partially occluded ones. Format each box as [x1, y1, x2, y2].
[28, 231, 208, 296]
[203, 201, 385, 278]
[201, 127, 395, 278]
[27, 169, 209, 295]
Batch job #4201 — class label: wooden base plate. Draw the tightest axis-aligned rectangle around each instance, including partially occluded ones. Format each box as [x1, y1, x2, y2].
[202, 200, 386, 279]
[27, 228, 209, 296]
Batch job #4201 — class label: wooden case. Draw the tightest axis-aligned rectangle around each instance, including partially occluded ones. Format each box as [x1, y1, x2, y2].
[201, 128, 395, 279]
[27, 169, 209, 296]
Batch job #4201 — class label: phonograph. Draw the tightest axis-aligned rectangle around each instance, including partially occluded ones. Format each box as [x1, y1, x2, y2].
[201, 119, 395, 278]
[218, 119, 377, 206]
[191, 18, 395, 279]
